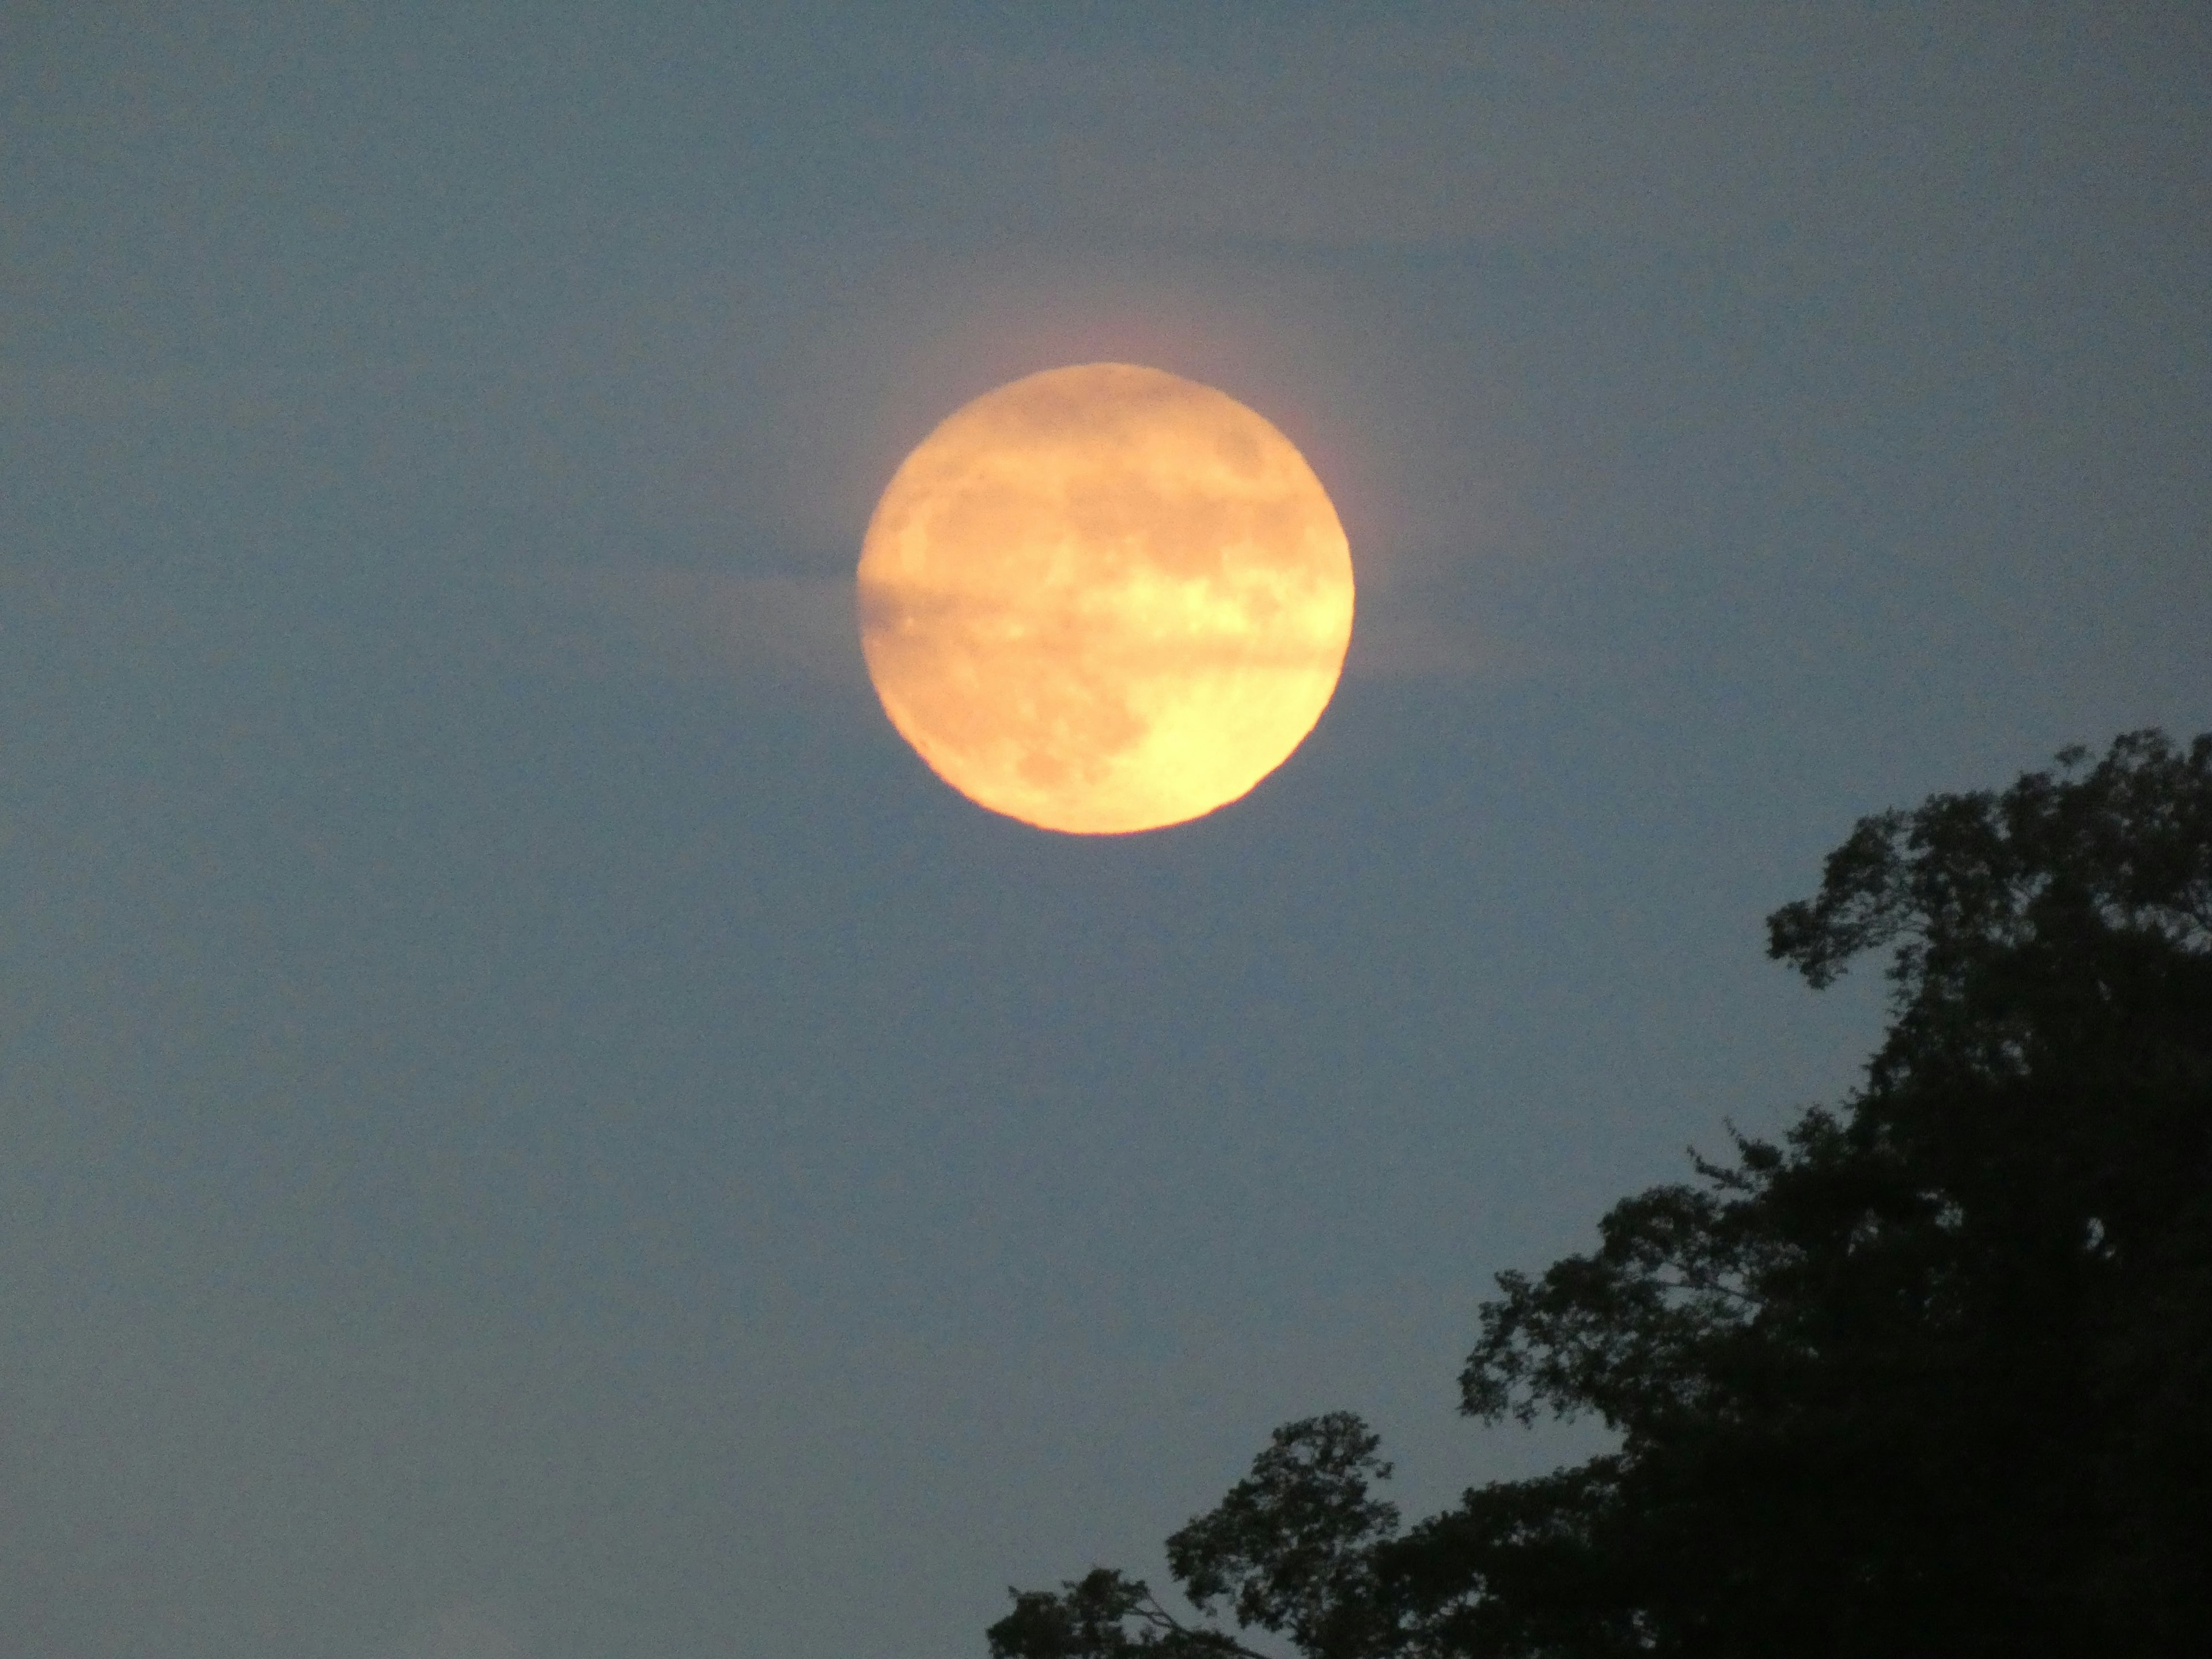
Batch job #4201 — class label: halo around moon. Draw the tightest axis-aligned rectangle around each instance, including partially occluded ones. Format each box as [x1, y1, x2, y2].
[857, 363, 1354, 835]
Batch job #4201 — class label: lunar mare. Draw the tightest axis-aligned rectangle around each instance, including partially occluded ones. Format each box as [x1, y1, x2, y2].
[857, 363, 1354, 835]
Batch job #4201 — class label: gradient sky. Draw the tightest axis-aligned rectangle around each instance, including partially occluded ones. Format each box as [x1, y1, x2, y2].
[4, 6, 2209, 1657]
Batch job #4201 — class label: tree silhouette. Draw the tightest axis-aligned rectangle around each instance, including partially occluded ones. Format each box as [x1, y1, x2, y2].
[991, 730, 2212, 1658]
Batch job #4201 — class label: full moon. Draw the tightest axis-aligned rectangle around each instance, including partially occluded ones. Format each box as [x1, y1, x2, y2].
[857, 363, 1355, 835]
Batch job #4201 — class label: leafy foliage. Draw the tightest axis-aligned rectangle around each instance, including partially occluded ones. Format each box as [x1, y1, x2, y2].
[989, 732, 2212, 1658]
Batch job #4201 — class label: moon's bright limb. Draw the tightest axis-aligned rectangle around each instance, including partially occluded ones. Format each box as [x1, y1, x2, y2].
[857, 363, 1354, 835]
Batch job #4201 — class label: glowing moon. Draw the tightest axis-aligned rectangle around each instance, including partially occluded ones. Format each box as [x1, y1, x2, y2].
[857, 363, 1354, 835]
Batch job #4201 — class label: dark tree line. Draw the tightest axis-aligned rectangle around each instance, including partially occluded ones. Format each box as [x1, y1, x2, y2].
[989, 730, 2212, 1658]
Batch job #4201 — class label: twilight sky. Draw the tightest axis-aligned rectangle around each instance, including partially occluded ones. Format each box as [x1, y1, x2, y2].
[3, 6, 2208, 1657]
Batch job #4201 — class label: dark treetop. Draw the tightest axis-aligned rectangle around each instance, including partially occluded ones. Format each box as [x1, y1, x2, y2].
[989, 730, 2212, 1659]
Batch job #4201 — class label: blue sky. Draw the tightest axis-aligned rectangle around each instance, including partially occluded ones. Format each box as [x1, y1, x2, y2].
[3, 6, 2208, 1656]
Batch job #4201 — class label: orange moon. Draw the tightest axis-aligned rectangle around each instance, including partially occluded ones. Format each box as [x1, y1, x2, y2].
[857, 363, 1354, 835]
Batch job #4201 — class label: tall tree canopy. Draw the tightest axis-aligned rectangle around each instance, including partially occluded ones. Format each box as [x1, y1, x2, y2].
[989, 731, 2212, 1659]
